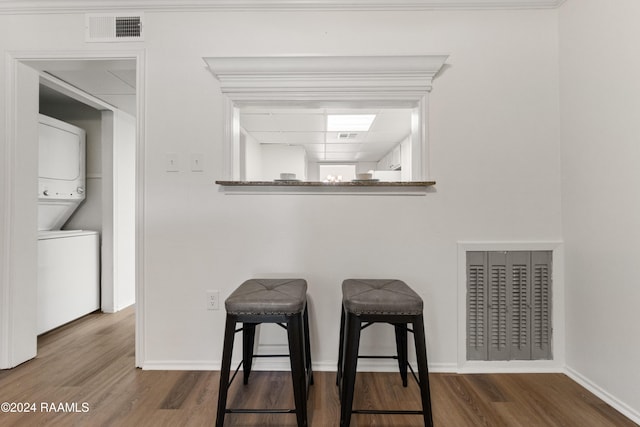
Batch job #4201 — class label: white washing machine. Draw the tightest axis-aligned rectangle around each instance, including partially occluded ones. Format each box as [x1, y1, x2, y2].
[37, 114, 100, 335]
[37, 230, 100, 334]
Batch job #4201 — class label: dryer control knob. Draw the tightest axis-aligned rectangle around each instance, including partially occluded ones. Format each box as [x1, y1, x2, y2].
[77, 187, 85, 194]
[43, 190, 49, 196]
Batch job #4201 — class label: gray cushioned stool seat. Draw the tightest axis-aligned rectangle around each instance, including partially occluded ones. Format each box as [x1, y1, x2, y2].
[226, 278, 307, 315]
[342, 279, 423, 315]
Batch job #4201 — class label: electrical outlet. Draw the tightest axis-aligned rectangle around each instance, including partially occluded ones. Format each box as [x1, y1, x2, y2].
[206, 290, 219, 310]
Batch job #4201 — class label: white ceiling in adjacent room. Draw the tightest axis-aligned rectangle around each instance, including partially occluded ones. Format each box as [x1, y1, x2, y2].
[35, 59, 137, 116]
[240, 107, 412, 162]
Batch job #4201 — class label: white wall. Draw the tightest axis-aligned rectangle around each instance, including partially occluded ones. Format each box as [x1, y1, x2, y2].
[318, 164, 356, 182]
[241, 129, 262, 181]
[559, 0, 640, 420]
[401, 136, 412, 181]
[1, 9, 562, 373]
[112, 110, 137, 310]
[130, 8, 561, 369]
[357, 162, 377, 175]
[100, 110, 136, 313]
[0, 62, 40, 367]
[307, 161, 377, 181]
[261, 144, 307, 181]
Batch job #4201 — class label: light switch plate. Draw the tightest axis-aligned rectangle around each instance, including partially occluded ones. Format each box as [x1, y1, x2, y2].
[166, 153, 180, 172]
[190, 153, 204, 172]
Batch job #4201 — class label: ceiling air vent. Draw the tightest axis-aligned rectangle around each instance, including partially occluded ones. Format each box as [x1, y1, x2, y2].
[338, 133, 358, 140]
[86, 13, 144, 42]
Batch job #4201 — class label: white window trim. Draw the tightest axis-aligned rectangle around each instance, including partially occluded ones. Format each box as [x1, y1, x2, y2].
[203, 55, 448, 182]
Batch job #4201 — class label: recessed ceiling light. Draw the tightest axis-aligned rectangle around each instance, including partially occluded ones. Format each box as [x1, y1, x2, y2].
[327, 114, 376, 132]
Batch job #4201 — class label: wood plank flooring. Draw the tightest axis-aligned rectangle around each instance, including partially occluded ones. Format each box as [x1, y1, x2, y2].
[0, 307, 636, 426]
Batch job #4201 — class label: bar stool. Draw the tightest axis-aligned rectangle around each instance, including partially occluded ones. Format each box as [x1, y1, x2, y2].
[337, 279, 433, 427]
[215, 278, 313, 427]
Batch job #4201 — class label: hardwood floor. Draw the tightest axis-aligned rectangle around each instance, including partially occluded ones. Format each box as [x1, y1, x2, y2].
[0, 307, 636, 426]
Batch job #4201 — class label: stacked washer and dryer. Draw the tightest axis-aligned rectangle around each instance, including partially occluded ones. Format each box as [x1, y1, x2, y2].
[37, 114, 100, 335]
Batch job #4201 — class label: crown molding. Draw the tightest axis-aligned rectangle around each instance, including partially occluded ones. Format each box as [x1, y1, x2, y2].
[0, 0, 567, 14]
[203, 55, 449, 102]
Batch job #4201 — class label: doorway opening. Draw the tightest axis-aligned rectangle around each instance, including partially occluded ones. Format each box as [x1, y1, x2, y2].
[1, 51, 145, 369]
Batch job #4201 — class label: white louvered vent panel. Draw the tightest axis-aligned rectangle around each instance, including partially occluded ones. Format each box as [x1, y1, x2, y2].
[86, 13, 144, 42]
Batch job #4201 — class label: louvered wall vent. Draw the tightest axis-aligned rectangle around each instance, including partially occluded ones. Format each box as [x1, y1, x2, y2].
[466, 250, 552, 361]
[86, 13, 144, 42]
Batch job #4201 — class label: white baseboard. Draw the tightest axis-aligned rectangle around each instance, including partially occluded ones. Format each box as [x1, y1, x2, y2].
[142, 360, 221, 370]
[102, 301, 135, 314]
[307, 359, 456, 373]
[115, 300, 135, 312]
[142, 358, 456, 373]
[458, 359, 564, 374]
[564, 366, 640, 425]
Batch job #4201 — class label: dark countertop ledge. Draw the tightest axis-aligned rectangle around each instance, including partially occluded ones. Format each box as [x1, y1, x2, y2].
[215, 180, 436, 187]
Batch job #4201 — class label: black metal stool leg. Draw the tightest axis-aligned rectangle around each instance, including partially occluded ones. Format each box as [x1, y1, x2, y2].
[288, 313, 308, 427]
[413, 315, 434, 427]
[216, 314, 237, 427]
[242, 323, 257, 384]
[394, 323, 409, 387]
[340, 312, 361, 427]
[303, 304, 314, 386]
[336, 305, 345, 387]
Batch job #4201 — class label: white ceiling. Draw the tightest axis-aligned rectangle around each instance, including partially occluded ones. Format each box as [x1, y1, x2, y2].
[36, 59, 137, 116]
[240, 107, 412, 163]
[35, 58, 410, 164]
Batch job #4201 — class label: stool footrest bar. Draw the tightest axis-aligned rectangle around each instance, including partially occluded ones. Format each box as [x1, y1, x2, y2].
[227, 409, 296, 414]
[358, 355, 398, 359]
[352, 409, 423, 415]
[253, 354, 290, 358]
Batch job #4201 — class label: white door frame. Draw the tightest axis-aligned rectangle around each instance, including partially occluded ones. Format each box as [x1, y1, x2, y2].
[1, 49, 146, 368]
